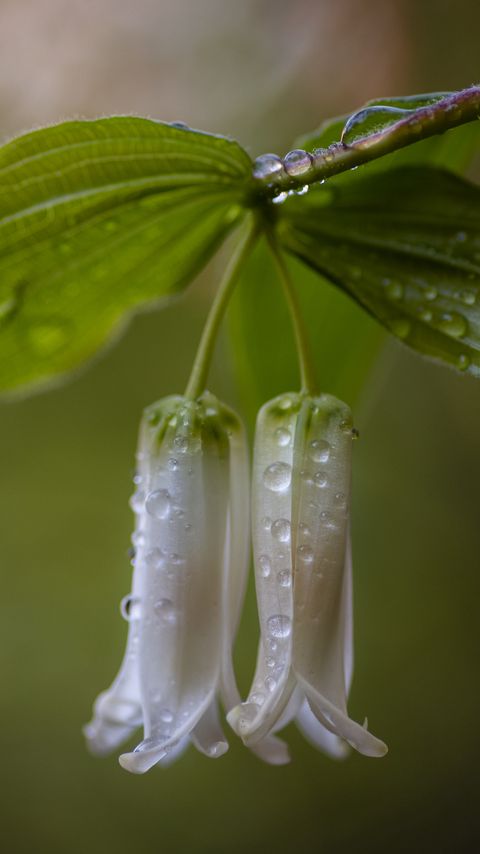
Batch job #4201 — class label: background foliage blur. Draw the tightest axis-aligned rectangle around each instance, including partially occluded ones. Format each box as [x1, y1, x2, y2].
[1, 1, 479, 851]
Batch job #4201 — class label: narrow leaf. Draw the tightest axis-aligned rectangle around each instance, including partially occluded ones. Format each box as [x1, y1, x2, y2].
[277, 166, 480, 376]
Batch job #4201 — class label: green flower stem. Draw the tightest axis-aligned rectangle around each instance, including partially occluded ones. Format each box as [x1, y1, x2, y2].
[184, 216, 258, 400]
[266, 231, 318, 396]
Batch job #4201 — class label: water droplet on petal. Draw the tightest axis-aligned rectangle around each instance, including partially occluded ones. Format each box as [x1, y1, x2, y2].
[159, 708, 174, 723]
[274, 427, 291, 447]
[271, 518, 291, 543]
[313, 471, 328, 488]
[259, 554, 272, 578]
[272, 191, 288, 205]
[154, 598, 177, 624]
[309, 439, 330, 463]
[277, 570, 291, 587]
[167, 458, 178, 471]
[145, 548, 165, 570]
[267, 615, 292, 639]
[297, 545, 314, 564]
[120, 595, 141, 621]
[250, 692, 265, 706]
[146, 489, 171, 519]
[129, 491, 145, 513]
[263, 462, 292, 492]
[264, 675, 277, 692]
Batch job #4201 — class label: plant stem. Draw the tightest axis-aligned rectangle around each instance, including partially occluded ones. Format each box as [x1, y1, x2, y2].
[266, 231, 318, 396]
[184, 216, 258, 400]
[252, 85, 480, 197]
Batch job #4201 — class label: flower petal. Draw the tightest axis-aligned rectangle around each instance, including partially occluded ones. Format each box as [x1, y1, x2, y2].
[295, 697, 349, 759]
[219, 410, 251, 710]
[228, 394, 300, 745]
[121, 396, 230, 772]
[191, 701, 229, 758]
[292, 395, 386, 757]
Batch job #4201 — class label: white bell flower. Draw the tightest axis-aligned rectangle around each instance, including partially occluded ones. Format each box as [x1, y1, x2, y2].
[84, 391, 258, 772]
[228, 392, 387, 761]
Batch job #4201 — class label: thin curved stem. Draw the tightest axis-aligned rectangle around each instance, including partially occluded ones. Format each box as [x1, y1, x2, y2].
[184, 216, 258, 400]
[266, 231, 318, 396]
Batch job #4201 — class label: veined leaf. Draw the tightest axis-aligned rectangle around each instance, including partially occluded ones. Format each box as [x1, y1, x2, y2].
[277, 166, 480, 376]
[0, 117, 252, 394]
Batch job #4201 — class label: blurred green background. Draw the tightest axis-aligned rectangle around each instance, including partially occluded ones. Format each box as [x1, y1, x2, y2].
[1, 1, 480, 851]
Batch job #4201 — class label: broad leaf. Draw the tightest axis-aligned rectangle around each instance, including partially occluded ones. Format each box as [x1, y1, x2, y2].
[228, 237, 382, 425]
[0, 117, 251, 394]
[277, 166, 480, 376]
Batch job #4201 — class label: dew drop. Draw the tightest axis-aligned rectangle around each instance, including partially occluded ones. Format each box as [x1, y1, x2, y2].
[250, 692, 265, 706]
[278, 395, 294, 410]
[167, 458, 178, 471]
[283, 148, 313, 177]
[264, 676, 277, 693]
[129, 490, 145, 513]
[271, 518, 291, 543]
[120, 595, 141, 621]
[253, 153, 284, 180]
[259, 554, 272, 578]
[277, 570, 291, 588]
[457, 353, 470, 371]
[385, 281, 404, 301]
[424, 286, 438, 301]
[266, 656, 276, 669]
[299, 522, 311, 537]
[131, 530, 145, 547]
[145, 548, 165, 570]
[261, 516, 272, 531]
[437, 312, 467, 338]
[418, 307, 433, 322]
[274, 427, 291, 447]
[154, 598, 177, 624]
[173, 436, 189, 453]
[459, 289, 476, 306]
[146, 489, 171, 519]
[309, 439, 330, 463]
[263, 462, 292, 492]
[313, 471, 328, 488]
[272, 191, 288, 205]
[297, 544, 314, 564]
[267, 614, 292, 639]
[159, 708, 174, 723]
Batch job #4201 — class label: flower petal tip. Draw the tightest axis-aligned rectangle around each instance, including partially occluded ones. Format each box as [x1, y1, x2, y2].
[119, 738, 169, 774]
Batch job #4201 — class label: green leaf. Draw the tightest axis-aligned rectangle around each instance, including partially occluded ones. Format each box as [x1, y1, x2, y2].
[228, 237, 383, 425]
[277, 166, 480, 376]
[0, 117, 252, 394]
[296, 91, 480, 178]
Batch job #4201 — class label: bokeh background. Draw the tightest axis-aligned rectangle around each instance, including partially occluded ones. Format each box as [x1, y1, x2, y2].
[1, 1, 480, 851]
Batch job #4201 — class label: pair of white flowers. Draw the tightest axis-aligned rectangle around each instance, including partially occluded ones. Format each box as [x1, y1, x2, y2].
[84, 390, 387, 772]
